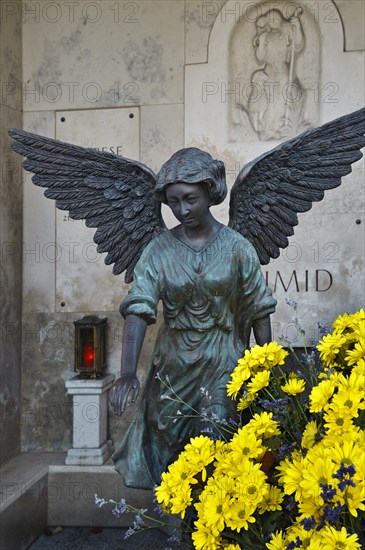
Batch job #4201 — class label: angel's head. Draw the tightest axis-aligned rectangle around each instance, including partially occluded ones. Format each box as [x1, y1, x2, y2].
[155, 147, 227, 206]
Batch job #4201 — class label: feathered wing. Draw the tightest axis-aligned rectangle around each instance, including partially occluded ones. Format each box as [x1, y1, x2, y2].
[229, 107, 365, 264]
[9, 129, 165, 282]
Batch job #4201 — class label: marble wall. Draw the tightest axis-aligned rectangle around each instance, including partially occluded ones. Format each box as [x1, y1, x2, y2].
[0, 0, 23, 464]
[185, 0, 365, 338]
[2, 0, 363, 452]
[20, 0, 186, 451]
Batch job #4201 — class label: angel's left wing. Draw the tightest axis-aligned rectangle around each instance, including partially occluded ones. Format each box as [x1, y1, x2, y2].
[229, 108, 365, 264]
[9, 129, 165, 282]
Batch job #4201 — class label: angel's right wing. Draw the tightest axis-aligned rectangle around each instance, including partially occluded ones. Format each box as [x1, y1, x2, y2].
[9, 129, 165, 282]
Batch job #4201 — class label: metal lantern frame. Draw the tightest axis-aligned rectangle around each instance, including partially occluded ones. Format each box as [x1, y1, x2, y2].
[73, 315, 107, 378]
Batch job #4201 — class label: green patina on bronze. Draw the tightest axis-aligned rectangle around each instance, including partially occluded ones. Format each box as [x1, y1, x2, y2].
[113, 226, 276, 488]
[8, 108, 365, 489]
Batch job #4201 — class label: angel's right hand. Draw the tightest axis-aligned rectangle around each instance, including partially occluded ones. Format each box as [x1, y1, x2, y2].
[109, 373, 140, 415]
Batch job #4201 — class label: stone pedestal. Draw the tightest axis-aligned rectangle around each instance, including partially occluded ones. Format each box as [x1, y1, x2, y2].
[65, 374, 115, 465]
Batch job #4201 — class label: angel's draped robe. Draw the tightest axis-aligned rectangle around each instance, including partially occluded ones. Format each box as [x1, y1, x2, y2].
[112, 226, 276, 489]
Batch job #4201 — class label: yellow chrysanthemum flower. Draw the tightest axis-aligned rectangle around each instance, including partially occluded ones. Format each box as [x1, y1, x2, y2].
[265, 530, 286, 550]
[160, 309, 365, 550]
[346, 339, 365, 366]
[352, 317, 365, 338]
[305, 438, 333, 462]
[321, 426, 360, 450]
[250, 341, 288, 369]
[226, 365, 251, 399]
[300, 456, 337, 504]
[281, 377, 306, 395]
[225, 500, 256, 532]
[258, 485, 284, 513]
[330, 387, 363, 418]
[200, 488, 232, 533]
[155, 472, 174, 507]
[226, 376, 243, 400]
[236, 349, 258, 374]
[191, 519, 221, 550]
[319, 369, 345, 385]
[216, 450, 258, 481]
[297, 497, 323, 519]
[167, 455, 199, 487]
[318, 525, 361, 550]
[309, 379, 336, 412]
[276, 453, 306, 500]
[286, 524, 322, 549]
[352, 359, 365, 376]
[247, 369, 271, 393]
[236, 392, 255, 411]
[169, 487, 192, 518]
[342, 480, 365, 517]
[229, 427, 264, 461]
[212, 439, 228, 463]
[332, 312, 355, 332]
[301, 420, 320, 449]
[350, 308, 365, 323]
[317, 331, 347, 366]
[246, 412, 281, 439]
[339, 371, 365, 395]
[354, 428, 365, 447]
[183, 435, 216, 481]
[236, 468, 269, 506]
[323, 408, 355, 435]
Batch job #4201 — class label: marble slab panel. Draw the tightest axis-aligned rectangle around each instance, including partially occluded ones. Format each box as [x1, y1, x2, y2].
[335, 0, 365, 51]
[140, 103, 184, 172]
[55, 107, 139, 312]
[23, 111, 57, 313]
[265, 210, 365, 344]
[21, 0, 184, 111]
[140, 103, 184, 228]
[0, 0, 22, 111]
[185, 0, 217, 64]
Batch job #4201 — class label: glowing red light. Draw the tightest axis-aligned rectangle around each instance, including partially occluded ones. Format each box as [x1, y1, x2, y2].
[83, 343, 95, 368]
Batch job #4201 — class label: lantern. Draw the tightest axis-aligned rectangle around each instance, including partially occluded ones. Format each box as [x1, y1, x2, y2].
[74, 316, 107, 378]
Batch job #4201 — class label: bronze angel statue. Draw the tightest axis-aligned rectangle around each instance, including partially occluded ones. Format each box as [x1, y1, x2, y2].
[9, 107, 365, 489]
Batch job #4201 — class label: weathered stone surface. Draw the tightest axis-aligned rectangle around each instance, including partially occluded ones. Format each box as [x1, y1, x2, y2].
[21, 311, 161, 452]
[0, 0, 22, 464]
[185, 0, 365, 336]
[21, 0, 185, 111]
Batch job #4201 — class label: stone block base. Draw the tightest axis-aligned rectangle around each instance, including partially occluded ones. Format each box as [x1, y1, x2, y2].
[65, 441, 114, 465]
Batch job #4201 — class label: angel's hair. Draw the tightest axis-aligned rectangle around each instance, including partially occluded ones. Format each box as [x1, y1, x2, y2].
[155, 147, 227, 206]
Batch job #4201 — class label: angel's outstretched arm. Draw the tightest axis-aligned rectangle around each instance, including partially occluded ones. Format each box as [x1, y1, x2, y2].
[110, 315, 147, 415]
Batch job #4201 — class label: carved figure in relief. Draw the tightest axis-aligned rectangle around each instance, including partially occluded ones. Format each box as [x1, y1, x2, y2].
[248, 7, 311, 140]
[9, 108, 365, 488]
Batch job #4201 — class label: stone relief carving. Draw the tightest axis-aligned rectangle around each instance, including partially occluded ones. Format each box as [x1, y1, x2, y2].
[230, 2, 320, 142]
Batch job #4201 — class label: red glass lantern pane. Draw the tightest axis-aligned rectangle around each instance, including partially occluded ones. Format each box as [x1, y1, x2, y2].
[83, 342, 95, 368]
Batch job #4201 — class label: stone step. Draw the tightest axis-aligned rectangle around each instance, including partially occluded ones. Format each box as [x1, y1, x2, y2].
[0, 453, 164, 550]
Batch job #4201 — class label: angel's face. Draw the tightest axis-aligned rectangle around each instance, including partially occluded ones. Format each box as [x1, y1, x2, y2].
[165, 182, 211, 229]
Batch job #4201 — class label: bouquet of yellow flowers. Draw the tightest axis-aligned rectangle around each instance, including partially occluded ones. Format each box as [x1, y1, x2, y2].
[154, 309, 365, 550]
